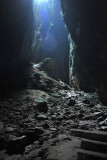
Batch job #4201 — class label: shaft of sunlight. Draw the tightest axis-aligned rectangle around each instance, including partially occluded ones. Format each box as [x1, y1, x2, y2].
[35, 0, 49, 4]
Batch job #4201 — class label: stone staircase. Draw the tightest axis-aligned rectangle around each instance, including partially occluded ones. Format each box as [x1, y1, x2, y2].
[70, 129, 107, 160]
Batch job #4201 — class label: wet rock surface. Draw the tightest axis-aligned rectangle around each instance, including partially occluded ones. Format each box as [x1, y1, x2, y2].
[60, 0, 107, 104]
[0, 71, 107, 159]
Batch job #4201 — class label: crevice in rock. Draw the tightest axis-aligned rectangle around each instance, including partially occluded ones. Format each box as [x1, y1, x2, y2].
[32, 0, 70, 84]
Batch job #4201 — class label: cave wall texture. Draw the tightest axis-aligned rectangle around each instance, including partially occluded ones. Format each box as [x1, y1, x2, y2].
[0, 0, 34, 88]
[60, 0, 107, 104]
[0, 0, 107, 104]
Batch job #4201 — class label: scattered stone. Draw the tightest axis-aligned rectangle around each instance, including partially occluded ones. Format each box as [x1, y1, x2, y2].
[83, 99, 90, 104]
[68, 98, 76, 106]
[70, 123, 78, 128]
[99, 126, 107, 131]
[78, 113, 84, 118]
[5, 127, 17, 133]
[50, 128, 57, 132]
[0, 87, 106, 160]
[51, 115, 57, 119]
[25, 144, 33, 154]
[37, 102, 48, 113]
[6, 136, 26, 155]
[52, 93, 62, 98]
[43, 123, 49, 129]
[0, 121, 3, 133]
[93, 112, 102, 117]
[25, 130, 41, 145]
[79, 121, 89, 126]
[0, 134, 7, 150]
[37, 114, 48, 120]
[97, 116, 104, 122]
[83, 115, 93, 120]
[39, 139, 44, 145]
[57, 116, 63, 121]
[70, 114, 76, 119]
[99, 119, 107, 126]
[27, 127, 44, 134]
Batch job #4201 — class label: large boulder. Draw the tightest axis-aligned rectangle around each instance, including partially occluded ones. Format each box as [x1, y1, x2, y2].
[35, 58, 59, 81]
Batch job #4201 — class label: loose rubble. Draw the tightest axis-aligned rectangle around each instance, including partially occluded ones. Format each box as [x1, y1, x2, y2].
[0, 68, 107, 160]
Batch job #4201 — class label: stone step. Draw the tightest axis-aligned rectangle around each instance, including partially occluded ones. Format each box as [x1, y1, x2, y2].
[70, 129, 107, 142]
[81, 139, 107, 154]
[77, 149, 107, 160]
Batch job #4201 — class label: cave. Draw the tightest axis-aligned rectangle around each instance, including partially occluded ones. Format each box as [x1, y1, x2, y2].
[0, 0, 107, 159]
[32, 0, 70, 84]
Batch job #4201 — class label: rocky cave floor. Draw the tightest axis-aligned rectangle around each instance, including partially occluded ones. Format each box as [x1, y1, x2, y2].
[0, 67, 107, 160]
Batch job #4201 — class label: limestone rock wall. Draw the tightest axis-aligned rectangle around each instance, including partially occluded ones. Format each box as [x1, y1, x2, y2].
[61, 0, 107, 104]
[0, 0, 34, 88]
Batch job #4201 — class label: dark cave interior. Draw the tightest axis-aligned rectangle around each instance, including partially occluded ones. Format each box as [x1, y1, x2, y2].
[0, 0, 107, 159]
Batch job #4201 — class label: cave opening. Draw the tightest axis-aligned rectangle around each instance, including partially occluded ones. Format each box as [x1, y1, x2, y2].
[32, 0, 71, 85]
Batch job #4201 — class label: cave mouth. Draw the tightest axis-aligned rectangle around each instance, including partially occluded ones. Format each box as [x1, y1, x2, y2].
[32, 0, 70, 85]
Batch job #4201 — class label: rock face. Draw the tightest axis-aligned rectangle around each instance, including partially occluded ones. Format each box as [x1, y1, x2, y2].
[35, 58, 59, 81]
[60, 0, 107, 104]
[0, 0, 34, 88]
